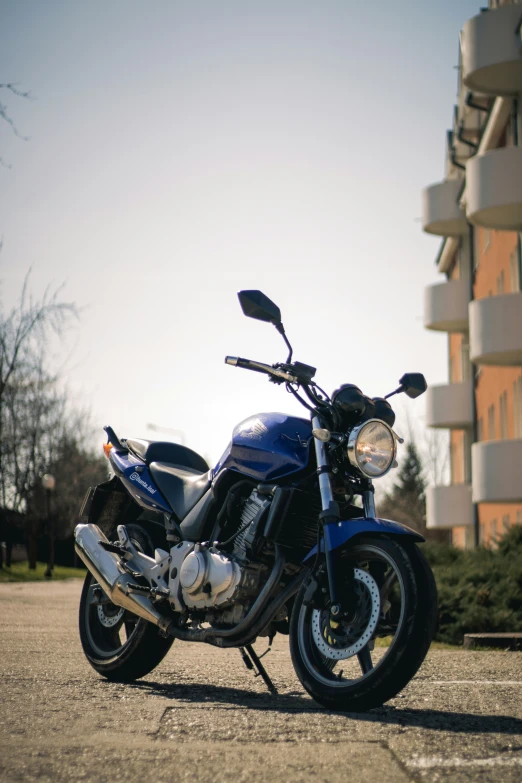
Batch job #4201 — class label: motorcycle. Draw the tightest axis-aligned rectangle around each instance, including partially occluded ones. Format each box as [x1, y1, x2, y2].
[74, 289, 437, 712]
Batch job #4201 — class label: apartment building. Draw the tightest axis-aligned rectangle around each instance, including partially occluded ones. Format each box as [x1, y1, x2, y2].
[421, 0, 522, 548]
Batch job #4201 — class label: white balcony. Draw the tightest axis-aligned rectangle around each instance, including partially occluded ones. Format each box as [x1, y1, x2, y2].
[472, 439, 522, 503]
[461, 5, 522, 96]
[426, 381, 474, 429]
[466, 146, 522, 230]
[424, 278, 470, 332]
[422, 179, 468, 236]
[469, 292, 522, 366]
[427, 484, 473, 530]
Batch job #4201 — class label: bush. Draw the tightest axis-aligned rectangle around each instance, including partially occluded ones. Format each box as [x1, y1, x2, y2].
[421, 526, 522, 645]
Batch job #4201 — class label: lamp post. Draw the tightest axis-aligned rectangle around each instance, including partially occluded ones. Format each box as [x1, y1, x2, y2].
[42, 473, 56, 578]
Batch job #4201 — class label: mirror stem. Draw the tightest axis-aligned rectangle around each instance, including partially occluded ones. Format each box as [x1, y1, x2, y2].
[384, 386, 404, 400]
[275, 323, 293, 363]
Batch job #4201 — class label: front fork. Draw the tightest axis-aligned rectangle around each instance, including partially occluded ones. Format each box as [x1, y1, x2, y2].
[312, 416, 376, 615]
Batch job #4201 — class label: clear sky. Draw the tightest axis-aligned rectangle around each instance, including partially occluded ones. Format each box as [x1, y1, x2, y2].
[0, 0, 480, 466]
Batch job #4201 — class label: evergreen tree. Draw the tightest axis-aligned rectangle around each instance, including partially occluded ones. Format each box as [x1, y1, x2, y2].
[380, 441, 427, 533]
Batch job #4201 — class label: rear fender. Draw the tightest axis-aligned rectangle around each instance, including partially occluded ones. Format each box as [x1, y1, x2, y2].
[109, 448, 171, 513]
[303, 517, 424, 562]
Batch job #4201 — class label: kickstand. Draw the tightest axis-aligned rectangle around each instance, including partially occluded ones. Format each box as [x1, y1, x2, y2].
[239, 645, 278, 696]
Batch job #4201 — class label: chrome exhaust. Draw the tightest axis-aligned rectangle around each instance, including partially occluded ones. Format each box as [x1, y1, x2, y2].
[74, 523, 172, 634]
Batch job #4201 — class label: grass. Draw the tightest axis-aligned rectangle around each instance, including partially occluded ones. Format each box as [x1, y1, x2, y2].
[374, 636, 458, 651]
[0, 561, 86, 582]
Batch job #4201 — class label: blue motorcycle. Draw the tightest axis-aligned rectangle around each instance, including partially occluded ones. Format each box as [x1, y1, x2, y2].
[75, 290, 437, 711]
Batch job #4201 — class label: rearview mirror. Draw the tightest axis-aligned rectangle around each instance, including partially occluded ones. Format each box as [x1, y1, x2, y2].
[399, 373, 427, 399]
[237, 290, 282, 326]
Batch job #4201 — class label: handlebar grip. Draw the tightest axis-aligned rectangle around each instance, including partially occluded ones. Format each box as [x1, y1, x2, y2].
[225, 356, 270, 373]
[225, 355, 298, 383]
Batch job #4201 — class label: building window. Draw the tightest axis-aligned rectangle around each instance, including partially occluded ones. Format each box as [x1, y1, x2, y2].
[499, 391, 508, 439]
[479, 523, 486, 544]
[488, 404, 496, 440]
[497, 270, 505, 295]
[473, 231, 480, 271]
[477, 417, 484, 441]
[514, 377, 522, 439]
[516, 510, 522, 526]
[450, 440, 458, 483]
[463, 430, 471, 483]
[484, 229, 491, 254]
[449, 354, 457, 384]
[510, 250, 521, 292]
[502, 514, 511, 533]
[461, 342, 471, 381]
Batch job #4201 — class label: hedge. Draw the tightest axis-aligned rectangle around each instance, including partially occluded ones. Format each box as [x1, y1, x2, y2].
[421, 525, 522, 645]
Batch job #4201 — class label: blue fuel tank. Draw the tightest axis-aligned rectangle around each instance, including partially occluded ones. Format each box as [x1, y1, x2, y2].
[214, 412, 313, 482]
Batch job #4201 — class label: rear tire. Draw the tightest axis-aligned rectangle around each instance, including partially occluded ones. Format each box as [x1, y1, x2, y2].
[289, 536, 437, 712]
[79, 523, 174, 681]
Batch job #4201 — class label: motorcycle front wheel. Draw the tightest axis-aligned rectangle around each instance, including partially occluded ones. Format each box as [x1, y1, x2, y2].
[78, 523, 174, 682]
[289, 536, 437, 712]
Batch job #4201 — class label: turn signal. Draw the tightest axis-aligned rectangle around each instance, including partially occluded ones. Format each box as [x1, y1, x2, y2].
[312, 428, 331, 442]
[103, 443, 113, 458]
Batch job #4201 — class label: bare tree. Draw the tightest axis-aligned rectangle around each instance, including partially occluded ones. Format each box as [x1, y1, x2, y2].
[0, 82, 33, 168]
[0, 272, 77, 507]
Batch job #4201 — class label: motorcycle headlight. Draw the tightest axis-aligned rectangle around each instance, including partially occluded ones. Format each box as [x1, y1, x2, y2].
[347, 419, 396, 478]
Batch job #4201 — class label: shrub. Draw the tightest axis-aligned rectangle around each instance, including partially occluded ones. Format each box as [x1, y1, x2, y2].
[421, 526, 522, 645]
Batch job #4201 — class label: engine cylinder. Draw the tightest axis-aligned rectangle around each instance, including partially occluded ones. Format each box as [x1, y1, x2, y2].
[179, 547, 241, 609]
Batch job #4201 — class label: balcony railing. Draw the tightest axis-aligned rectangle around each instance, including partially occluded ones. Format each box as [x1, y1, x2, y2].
[469, 291, 522, 365]
[426, 381, 474, 429]
[472, 439, 522, 502]
[424, 278, 470, 332]
[422, 179, 468, 237]
[461, 4, 522, 96]
[466, 146, 522, 230]
[426, 484, 473, 529]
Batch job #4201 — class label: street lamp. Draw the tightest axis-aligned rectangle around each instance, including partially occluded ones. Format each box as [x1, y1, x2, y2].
[42, 473, 56, 578]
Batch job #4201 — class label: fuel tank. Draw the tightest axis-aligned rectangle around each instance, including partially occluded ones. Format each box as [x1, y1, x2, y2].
[214, 412, 313, 482]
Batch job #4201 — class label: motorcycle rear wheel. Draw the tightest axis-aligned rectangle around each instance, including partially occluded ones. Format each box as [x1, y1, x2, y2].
[289, 536, 437, 712]
[78, 523, 174, 681]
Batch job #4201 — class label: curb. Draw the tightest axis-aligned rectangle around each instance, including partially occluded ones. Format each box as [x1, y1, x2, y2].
[463, 633, 522, 651]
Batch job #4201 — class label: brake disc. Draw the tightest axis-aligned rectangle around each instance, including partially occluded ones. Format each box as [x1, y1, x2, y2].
[97, 603, 125, 628]
[311, 568, 381, 661]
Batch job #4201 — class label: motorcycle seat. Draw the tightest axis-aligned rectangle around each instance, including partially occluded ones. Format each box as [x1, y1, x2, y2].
[149, 462, 212, 521]
[127, 439, 209, 473]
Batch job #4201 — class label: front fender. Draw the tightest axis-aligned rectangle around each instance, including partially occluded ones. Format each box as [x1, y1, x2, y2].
[303, 517, 424, 562]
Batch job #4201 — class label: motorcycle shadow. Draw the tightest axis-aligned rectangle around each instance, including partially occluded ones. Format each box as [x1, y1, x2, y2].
[126, 679, 313, 710]
[124, 680, 522, 735]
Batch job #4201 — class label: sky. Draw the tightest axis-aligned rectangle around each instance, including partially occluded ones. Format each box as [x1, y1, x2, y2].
[0, 0, 481, 468]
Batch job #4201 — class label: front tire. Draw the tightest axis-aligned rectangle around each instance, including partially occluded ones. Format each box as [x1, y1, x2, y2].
[289, 536, 437, 712]
[79, 524, 174, 681]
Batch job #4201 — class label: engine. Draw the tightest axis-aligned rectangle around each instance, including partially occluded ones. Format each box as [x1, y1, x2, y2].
[168, 487, 271, 615]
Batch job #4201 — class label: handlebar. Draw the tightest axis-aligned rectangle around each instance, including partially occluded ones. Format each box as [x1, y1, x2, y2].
[225, 356, 299, 383]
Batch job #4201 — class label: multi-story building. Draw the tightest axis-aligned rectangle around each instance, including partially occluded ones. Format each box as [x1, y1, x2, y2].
[421, 0, 522, 548]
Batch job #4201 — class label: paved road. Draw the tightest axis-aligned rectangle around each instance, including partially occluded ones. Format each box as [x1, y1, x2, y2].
[1, 580, 521, 782]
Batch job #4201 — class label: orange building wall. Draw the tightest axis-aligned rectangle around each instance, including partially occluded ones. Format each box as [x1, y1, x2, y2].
[452, 526, 471, 549]
[449, 430, 467, 484]
[472, 224, 522, 547]
[447, 246, 473, 549]
[474, 227, 518, 300]
[475, 366, 522, 440]
[478, 504, 522, 548]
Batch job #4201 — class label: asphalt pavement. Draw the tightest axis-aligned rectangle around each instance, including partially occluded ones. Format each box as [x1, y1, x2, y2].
[1, 580, 521, 782]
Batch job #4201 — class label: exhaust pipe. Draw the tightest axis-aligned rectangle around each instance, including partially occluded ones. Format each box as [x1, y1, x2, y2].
[74, 523, 172, 634]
